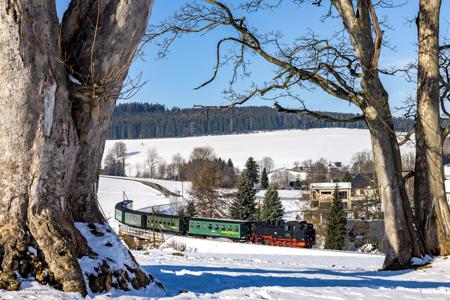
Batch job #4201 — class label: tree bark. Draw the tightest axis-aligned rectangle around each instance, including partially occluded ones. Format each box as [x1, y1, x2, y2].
[415, 0, 450, 255]
[0, 0, 85, 292]
[361, 80, 424, 269]
[61, 0, 154, 223]
[332, 0, 425, 269]
[0, 0, 157, 295]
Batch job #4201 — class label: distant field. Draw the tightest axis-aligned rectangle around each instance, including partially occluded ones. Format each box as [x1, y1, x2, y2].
[104, 128, 415, 175]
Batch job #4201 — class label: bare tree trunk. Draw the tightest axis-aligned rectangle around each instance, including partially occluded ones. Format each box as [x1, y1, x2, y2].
[361, 75, 424, 269]
[332, 0, 425, 269]
[415, 0, 450, 255]
[0, 0, 157, 295]
[0, 1, 85, 292]
[61, 0, 154, 223]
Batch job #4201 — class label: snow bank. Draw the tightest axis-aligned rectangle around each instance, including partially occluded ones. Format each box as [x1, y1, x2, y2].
[75, 222, 164, 297]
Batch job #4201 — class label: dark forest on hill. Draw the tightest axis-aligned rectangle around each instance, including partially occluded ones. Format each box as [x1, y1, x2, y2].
[108, 103, 415, 140]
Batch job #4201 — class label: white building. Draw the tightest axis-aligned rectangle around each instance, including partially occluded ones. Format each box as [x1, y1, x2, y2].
[309, 182, 352, 209]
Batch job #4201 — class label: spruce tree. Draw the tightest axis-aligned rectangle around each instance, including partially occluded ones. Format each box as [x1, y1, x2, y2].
[259, 187, 284, 222]
[227, 158, 234, 168]
[341, 172, 353, 182]
[244, 157, 259, 185]
[185, 200, 197, 217]
[261, 167, 269, 188]
[230, 173, 257, 220]
[325, 186, 347, 250]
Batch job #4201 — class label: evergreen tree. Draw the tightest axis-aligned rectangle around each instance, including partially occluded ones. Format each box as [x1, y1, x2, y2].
[291, 179, 301, 190]
[244, 157, 259, 185]
[108, 103, 414, 140]
[261, 167, 269, 188]
[227, 158, 234, 168]
[325, 186, 347, 250]
[230, 173, 257, 220]
[259, 187, 284, 222]
[185, 200, 197, 217]
[341, 171, 353, 182]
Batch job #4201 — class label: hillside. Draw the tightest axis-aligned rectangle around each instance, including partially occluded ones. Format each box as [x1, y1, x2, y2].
[108, 103, 415, 140]
[104, 128, 415, 174]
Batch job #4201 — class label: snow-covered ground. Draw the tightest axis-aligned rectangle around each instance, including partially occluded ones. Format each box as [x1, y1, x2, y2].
[130, 177, 192, 198]
[2, 176, 449, 300]
[98, 176, 187, 230]
[3, 234, 450, 299]
[256, 189, 307, 221]
[138, 237, 450, 300]
[105, 128, 415, 175]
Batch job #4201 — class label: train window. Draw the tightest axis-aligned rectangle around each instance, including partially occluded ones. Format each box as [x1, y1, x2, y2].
[196, 223, 200, 228]
[284, 225, 289, 231]
[171, 222, 174, 226]
[235, 225, 239, 232]
[221, 225, 226, 230]
[228, 225, 232, 231]
[190, 223, 194, 228]
[208, 224, 212, 230]
[214, 224, 219, 230]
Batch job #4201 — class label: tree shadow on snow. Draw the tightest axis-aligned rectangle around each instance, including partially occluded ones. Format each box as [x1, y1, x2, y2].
[142, 265, 450, 296]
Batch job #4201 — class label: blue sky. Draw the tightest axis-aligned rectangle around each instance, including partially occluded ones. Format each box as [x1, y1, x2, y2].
[56, 0, 450, 116]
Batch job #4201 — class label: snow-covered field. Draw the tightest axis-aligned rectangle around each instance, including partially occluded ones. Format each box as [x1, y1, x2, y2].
[98, 176, 188, 230]
[1, 176, 449, 299]
[104, 128, 415, 175]
[138, 239, 450, 300]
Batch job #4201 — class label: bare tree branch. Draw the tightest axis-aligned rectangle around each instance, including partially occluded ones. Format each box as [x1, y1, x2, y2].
[397, 128, 415, 146]
[273, 102, 365, 122]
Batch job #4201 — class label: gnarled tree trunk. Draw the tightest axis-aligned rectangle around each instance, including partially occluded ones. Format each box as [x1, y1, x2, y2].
[332, 0, 425, 269]
[0, 1, 84, 292]
[0, 0, 157, 295]
[61, 0, 154, 223]
[415, 0, 450, 255]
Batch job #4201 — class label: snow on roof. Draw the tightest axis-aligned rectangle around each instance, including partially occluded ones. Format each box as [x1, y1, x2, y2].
[256, 189, 303, 199]
[310, 182, 352, 190]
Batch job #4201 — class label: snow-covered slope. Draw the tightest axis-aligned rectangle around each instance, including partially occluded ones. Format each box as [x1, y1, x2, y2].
[97, 176, 185, 230]
[104, 128, 415, 175]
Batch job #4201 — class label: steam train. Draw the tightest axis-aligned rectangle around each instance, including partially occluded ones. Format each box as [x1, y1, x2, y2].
[115, 200, 316, 248]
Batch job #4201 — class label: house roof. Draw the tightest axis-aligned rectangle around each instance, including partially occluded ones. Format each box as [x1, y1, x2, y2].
[351, 174, 371, 189]
[310, 182, 352, 190]
[256, 189, 303, 199]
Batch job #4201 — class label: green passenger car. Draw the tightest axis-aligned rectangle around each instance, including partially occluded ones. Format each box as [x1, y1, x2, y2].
[187, 217, 251, 239]
[115, 208, 124, 223]
[123, 210, 146, 227]
[146, 214, 183, 233]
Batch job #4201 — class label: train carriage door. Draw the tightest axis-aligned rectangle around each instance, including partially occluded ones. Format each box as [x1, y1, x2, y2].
[285, 225, 292, 239]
